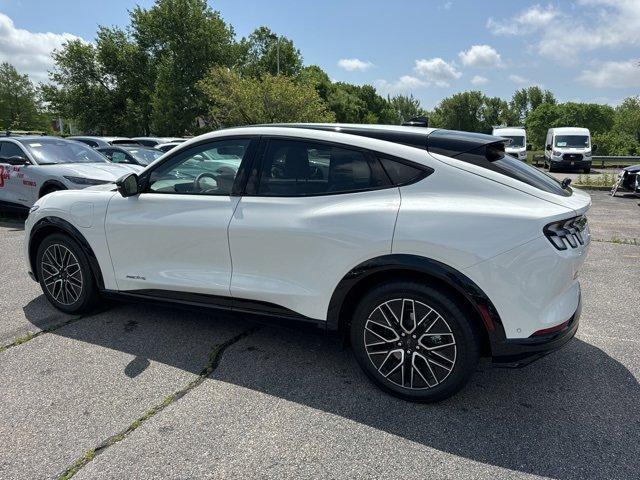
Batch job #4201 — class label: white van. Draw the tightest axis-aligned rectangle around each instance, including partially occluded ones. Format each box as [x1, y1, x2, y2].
[544, 127, 594, 173]
[492, 127, 528, 161]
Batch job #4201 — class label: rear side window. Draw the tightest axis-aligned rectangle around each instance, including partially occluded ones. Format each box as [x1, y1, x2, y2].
[379, 157, 429, 185]
[455, 144, 571, 196]
[256, 139, 388, 196]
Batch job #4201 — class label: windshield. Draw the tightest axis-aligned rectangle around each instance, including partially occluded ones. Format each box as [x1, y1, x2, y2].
[22, 139, 107, 165]
[555, 135, 589, 148]
[503, 136, 525, 148]
[124, 148, 163, 165]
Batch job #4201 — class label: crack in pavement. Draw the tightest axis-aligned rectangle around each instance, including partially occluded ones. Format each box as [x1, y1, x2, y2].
[0, 315, 86, 354]
[57, 326, 259, 480]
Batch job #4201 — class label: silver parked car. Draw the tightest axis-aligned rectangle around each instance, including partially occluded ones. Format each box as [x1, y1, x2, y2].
[0, 136, 143, 210]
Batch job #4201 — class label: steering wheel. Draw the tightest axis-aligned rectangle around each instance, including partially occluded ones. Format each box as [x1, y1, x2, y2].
[194, 172, 218, 193]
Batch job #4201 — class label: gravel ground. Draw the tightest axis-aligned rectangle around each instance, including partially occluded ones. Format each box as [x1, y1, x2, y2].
[0, 191, 638, 479]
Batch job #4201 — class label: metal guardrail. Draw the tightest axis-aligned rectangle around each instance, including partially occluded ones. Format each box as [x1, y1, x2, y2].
[592, 156, 639, 168]
[532, 154, 639, 168]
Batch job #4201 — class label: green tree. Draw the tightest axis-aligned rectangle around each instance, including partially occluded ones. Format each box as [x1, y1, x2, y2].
[511, 86, 556, 124]
[430, 91, 511, 133]
[0, 62, 47, 131]
[592, 130, 639, 156]
[555, 102, 615, 135]
[525, 103, 560, 149]
[131, 0, 236, 134]
[237, 26, 303, 77]
[198, 67, 335, 127]
[613, 96, 640, 141]
[43, 40, 118, 134]
[388, 94, 427, 123]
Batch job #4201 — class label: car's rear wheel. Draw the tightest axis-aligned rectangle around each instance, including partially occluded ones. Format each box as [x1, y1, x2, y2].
[350, 282, 480, 402]
[36, 233, 100, 314]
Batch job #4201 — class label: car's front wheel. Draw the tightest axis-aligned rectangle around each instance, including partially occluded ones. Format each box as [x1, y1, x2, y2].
[350, 282, 480, 402]
[36, 233, 100, 314]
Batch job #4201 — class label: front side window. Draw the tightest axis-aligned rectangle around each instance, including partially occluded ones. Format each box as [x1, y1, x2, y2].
[256, 139, 386, 196]
[148, 139, 251, 195]
[554, 135, 589, 148]
[0, 142, 26, 158]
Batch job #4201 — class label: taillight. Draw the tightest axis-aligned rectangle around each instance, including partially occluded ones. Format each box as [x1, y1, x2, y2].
[544, 216, 588, 250]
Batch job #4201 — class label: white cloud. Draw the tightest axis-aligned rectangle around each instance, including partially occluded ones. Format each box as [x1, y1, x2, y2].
[471, 75, 488, 85]
[487, 4, 559, 35]
[413, 58, 461, 87]
[579, 59, 640, 88]
[337, 58, 374, 72]
[508, 74, 531, 85]
[538, 1, 640, 60]
[0, 12, 85, 82]
[488, 2, 640, 62]
[458, 45, 502, 68]
[375, 75, 427, 95]
[441, 1, 453, 10]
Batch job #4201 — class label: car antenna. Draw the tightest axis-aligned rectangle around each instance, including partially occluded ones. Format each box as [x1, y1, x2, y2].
[561, 177, 572, 189]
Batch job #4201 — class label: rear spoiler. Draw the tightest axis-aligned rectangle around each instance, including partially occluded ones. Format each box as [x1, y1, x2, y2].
[427, 129, 508, 161]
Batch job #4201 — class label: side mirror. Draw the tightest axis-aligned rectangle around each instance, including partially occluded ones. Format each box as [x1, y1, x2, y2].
[116, 173, 140, 197]
[6, 156, 29, 166]
[591, 144, 598, 153]
[545, 144, 552, 151]
[526, 144, 533, 151]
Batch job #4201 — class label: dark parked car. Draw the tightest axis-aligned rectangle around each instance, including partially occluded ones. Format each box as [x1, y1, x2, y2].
[68, 136, 140, 148]
[97, 145, 164, 166]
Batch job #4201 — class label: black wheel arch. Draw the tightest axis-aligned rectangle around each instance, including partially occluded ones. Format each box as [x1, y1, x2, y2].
[38, 180, 67, 198]
[327, 254, 506, 356]
[29, 216, 104, 289]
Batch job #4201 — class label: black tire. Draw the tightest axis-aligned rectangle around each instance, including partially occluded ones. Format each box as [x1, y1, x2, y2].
[36, 233, 100, 314]
[40, 185, 65, 198]
[350, 281, 480, 402]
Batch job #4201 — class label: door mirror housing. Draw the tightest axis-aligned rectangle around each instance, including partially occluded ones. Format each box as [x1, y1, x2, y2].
[591, 144, 598, 153]
[5, 155, 29, 166]
[545, 144, 552, 151]
[526, 143, 533, 151]
[116, 173, 140, 197]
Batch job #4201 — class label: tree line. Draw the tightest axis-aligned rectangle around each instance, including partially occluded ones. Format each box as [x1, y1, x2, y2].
[1, 0, 638, 156]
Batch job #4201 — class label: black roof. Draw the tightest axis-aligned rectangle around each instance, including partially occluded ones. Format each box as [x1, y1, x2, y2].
[259, 124, 507, 159]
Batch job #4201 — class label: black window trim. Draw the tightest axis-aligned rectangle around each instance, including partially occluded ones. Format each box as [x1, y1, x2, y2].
[244, 135, 432, 198]
[139, 135, 259, 197]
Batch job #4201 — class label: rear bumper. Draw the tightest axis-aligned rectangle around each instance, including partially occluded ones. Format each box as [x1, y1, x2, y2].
[491, 293, 581, 367]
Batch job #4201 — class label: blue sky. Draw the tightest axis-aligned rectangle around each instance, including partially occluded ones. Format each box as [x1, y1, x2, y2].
[1, 0, 638, 109]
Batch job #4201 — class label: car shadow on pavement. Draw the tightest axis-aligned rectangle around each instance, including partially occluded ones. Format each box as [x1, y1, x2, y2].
[23, 299, 639, 480]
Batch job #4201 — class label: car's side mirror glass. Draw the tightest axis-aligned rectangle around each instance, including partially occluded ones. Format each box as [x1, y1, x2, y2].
[545, 144, 552, 151]
[591, 144, 597, 152]
[526, 144, 533, 151]
[116, 173, 140, 197]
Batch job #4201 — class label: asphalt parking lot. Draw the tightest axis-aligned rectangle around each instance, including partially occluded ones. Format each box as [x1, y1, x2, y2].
[1, 190, 638, 479]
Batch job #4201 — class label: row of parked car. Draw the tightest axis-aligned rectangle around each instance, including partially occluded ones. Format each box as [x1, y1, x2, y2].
[0, 134, 188, 210]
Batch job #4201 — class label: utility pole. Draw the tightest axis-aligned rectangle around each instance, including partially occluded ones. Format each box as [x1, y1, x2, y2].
[276, 35, 280, 75]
